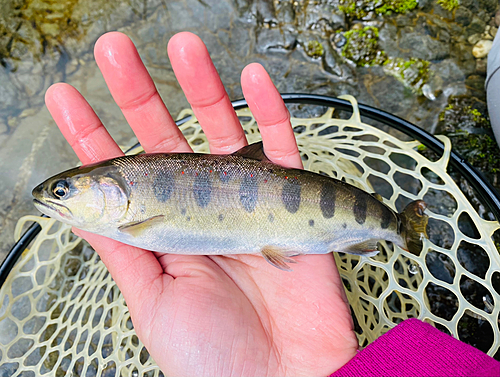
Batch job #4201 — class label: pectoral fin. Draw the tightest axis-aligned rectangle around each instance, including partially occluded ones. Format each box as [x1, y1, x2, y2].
[344, 240, 380, 257]
[261, 247, 300, 271]
[118, 215, 165, 237]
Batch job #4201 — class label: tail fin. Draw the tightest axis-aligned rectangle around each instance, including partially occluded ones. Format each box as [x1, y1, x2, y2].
[399, 200, 429, 255]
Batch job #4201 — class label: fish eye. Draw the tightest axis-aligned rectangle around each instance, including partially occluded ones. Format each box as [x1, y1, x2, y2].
[52, 180, 69, 199]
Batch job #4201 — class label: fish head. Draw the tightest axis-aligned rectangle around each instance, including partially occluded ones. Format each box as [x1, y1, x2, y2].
[32, 164, 129, 232]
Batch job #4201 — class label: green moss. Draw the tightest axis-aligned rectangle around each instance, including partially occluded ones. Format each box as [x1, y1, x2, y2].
[437, 0, 459, 12]
[438, 97, 500, 177]
[339, 0, 368, 19]
[417, 144, 427, 151]
[339, 0, 417, 19]
[383, 57, 431, 94]
[341, 27, 387, 66]
[304, 40, 324, 58]
[376, 0, 418, 15]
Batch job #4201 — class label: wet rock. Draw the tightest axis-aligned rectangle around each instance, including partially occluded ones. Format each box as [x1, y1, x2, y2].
[482, 32, 494, 40]
[255, 28, 297, 53]
[0, 69, 21, 116]
[450, 40, 477, 75]
[490, 26, 498, 37]
[383, 57, 431, 94]
[427, 59, 467, 96]
[436, 96, 499, 187]
[300, 2, 345, 37]
[467, 16, 487, 36]
[341, 27, 387, 66]
[475, 58, 487, 75]
[378, 22, 400, 56]
[322, 43, 353, 78]
[467, 33, 482, 45]
[274, 1, 295, 24]
[434, 0, 458, 21]
[465, 75, 488, 99]
[455, 6, 473, 26]
[417, 0, 434, 11]
[332, 33, 347, 48]
[478, 0, 498, 13]
[472, 39, 493, 58]
[495, 8, 500, 27]
[398, 31, 450, 61]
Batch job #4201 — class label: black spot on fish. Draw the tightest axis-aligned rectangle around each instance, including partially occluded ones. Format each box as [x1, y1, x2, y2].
[282, 178, 301, 213]
[353, 191, 367, 225]
[193, 171, 212, 208]
[240, 175, 258, 212]
[153, 171, 174, 202]
[380, 206, 393, 229]
[268, 213, 274, 223]
[218, 214, 224, 222]
[342, 223, 347, 229]
[186, 216, 191, 221]
[320, 182, 336, 219]
[180, 208, 186, 216]
[309, 219, 314, 227]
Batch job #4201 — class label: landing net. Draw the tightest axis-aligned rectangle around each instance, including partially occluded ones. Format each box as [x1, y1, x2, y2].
[1, 96, 499, 376]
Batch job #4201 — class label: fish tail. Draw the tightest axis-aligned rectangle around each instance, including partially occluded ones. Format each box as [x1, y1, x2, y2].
[399, 200, 429, 255]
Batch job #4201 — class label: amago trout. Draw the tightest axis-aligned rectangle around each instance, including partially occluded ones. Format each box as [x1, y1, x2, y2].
[32, 142, 428, 270]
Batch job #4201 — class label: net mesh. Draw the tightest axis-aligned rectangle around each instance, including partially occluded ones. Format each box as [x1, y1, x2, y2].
[1, 95, 499, 376]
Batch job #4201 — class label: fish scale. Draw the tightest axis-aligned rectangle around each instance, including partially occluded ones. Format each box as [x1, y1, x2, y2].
[32, 142, 429, 270]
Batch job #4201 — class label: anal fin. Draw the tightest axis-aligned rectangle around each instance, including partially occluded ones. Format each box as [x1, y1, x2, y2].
[118, 215, 165, 237]
[344, 240, 380, 257]
[261, 247, 300, 271]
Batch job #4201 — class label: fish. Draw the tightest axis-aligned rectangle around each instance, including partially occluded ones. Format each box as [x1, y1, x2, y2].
[32, 142, 428, 270]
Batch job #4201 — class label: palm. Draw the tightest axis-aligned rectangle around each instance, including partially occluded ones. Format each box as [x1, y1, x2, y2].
[46, 32, 358, 376]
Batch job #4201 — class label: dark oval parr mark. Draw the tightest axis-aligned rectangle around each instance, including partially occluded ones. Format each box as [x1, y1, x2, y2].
[320, 182, 336, 219]
[193, 171, 212, 208]
[240, 175, 258, 212]
[353, 191, 367, 225]
[154, 171, 174, 202]
[380, 206, 393, 229]
[282, 179, 301, 213]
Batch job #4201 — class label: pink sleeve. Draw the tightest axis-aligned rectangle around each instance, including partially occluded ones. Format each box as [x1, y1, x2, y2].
[331, 318, 500, 377]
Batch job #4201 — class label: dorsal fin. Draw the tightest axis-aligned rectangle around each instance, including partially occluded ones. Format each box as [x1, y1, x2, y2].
[232, 142, 270, 162]
[371, 193, 384, 202]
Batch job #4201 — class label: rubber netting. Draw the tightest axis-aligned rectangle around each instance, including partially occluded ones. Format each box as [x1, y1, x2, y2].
[1, 95, 499, 376]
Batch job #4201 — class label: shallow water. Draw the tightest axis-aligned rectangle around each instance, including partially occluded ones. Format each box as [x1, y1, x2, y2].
[0, 0, 497, 262]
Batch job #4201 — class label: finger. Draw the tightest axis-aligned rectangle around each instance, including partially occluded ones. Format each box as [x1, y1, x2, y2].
[94, 32, 191, 153]
[241, 63, 303, 169]
[45, 83, 124, 164]
[168, 32, 247, 154]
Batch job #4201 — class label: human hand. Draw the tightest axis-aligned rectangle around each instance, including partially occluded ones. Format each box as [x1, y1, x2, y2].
[45, 32, 358, 376]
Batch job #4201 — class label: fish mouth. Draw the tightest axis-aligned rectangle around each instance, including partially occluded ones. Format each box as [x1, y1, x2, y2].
[33, 198, 72, 219]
